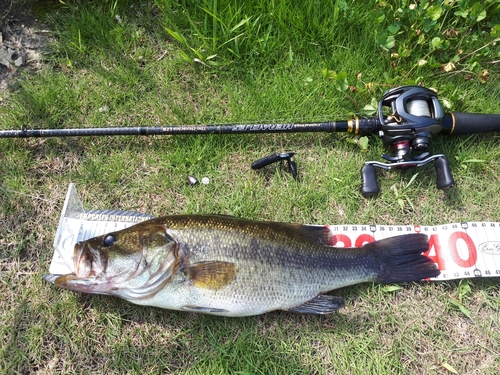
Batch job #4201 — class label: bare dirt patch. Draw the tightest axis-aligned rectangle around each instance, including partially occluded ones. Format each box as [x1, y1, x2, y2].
[0, 0, 54, 91]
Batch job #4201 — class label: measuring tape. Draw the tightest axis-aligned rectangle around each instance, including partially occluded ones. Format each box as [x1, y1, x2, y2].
[328, 223, 500, 281]
[49, 184, 500, 281]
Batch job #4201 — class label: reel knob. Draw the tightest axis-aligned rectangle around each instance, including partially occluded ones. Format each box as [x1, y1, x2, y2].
[360, 165, 380, 197]
[434, 156, 455, 190]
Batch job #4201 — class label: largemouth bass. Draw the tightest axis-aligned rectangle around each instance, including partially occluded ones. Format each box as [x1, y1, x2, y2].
[44, 215, 439, 316]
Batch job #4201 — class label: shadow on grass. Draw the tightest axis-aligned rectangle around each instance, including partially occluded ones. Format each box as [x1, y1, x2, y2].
[442, 186, 464, 209]
[64, 285, 379, 374]
[3, 271, 499, 374]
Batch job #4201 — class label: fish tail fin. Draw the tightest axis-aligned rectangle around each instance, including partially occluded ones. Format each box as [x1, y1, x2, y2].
[366, 234, 440, 283]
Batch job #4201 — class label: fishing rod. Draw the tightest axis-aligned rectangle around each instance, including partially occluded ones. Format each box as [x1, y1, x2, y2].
[2, 85, 500, 196]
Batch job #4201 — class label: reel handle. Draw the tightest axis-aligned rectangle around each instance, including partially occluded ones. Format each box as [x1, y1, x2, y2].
[361, 154, 455, 196]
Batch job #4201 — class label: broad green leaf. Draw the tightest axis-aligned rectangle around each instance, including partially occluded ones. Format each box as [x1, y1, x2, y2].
[363, 97, 378, 114]
[374, 12, 386, 23]
[336, 71, 348, 80]
[463, 159, 485, 163]
[454, 10, 469, 18]
[392, 185, 399, 196]
[471, 3, 486, 22]
[431, 37, 443, 49]
[190, 47, 205, 60]
[178, 50, 191, 62]
[387, 24, 400, 34]
[358, 136, 369, 151]
[219, 32, 246, 48]
[384, 35, 395, 49]
[427, 5, 443, 21]
[328, 71, 349, 92]
[441, 98, 452, 110]
[492, 25, 500, 38]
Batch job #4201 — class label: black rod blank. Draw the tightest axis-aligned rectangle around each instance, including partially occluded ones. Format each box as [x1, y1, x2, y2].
[1, 112, 499, 139]
[0, 121, 342, 138]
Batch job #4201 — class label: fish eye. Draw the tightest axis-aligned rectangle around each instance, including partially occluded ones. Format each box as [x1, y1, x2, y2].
[102, 234, 117, 247]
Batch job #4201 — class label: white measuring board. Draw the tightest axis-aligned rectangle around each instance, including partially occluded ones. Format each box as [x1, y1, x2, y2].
[50, 184, 500, 281]
[50, 183, 153, 275]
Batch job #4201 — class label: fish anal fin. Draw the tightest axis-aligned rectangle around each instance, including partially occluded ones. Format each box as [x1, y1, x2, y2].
[182, 305, 229, 314]
[183, 261, 238, 290]
[287, 294, 345, 314]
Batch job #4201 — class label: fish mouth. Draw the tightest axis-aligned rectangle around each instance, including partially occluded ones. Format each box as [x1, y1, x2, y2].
[44, 240, 115, 294]
[74, 241, 90, 278]
[42, 243, 92, 286]
[74, 241, 107, 278]
[46, 272, 112, 294]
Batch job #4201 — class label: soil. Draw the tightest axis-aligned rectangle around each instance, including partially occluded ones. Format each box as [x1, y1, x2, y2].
[0, 0, 54, 91]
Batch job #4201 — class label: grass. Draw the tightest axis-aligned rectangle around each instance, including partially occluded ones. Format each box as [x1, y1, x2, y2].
[1, 0, 500, 373]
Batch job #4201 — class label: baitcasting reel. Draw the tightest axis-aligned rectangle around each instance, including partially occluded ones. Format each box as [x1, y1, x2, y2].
[360, 86, 455, 197]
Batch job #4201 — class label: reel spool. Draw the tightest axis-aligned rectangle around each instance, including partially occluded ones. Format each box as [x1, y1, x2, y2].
[361, 86, 455, 197]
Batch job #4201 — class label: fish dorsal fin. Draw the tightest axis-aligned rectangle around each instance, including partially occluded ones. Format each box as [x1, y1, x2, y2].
[287, 224, 332, 246]
[287, 294, 345, 314]
[183, 261, 238, 290]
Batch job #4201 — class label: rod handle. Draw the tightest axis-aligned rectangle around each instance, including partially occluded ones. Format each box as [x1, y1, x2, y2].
[443, 113, 500, 135]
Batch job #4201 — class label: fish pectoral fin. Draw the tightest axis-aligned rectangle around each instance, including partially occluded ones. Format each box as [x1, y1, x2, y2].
[287, 295, 345, 314]
[182, 305, 229, 314]
[182, 261, 238, 290]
